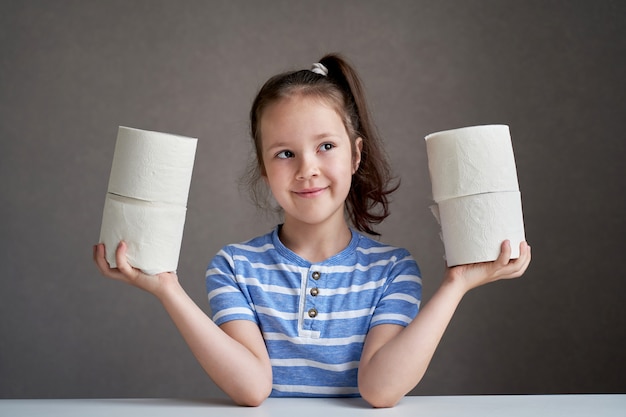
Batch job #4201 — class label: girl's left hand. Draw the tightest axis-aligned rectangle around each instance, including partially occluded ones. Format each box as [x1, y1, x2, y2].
[446, 240, 531, 293]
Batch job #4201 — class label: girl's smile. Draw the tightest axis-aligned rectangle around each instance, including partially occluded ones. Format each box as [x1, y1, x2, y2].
[293, 186, 327, 198]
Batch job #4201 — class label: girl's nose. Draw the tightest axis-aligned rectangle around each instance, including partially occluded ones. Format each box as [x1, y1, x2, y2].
[296, 154, 319, 180]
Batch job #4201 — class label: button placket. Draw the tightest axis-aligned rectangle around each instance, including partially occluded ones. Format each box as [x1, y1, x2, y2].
[306, 269, 322, 321]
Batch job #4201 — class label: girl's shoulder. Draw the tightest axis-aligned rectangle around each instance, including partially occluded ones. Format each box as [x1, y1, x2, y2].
[211, 228, 283, 271]
[353, 231, 412, 256]
[349, 231, 417, 270]
[222, 228, 275, 253]
[349, 231, 421, 279]
[219, 226, 300, 266]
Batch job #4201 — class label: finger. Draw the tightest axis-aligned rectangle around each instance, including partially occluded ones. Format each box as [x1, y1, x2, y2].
[114, 241, 137, 277]
[513, 241, 530, 266]
[93, 243, 127, 281]
[93, 243, 111, 272]
[501, 242, 531, 278]
[495, 240, 512, 267]
[515, 242, 532, 273]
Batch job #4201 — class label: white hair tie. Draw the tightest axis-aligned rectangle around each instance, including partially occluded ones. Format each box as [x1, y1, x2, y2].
[310, 63, 328, 76]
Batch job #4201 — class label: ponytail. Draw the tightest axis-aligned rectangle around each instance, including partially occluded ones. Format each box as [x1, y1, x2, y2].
[319, 54, 399, 235]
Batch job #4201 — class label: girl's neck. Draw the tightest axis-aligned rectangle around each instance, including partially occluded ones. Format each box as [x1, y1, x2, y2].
[279, 218, 352, 264]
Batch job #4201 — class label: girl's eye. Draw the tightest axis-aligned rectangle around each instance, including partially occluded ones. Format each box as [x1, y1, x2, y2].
[319, 143, 334, 152]
[276, 150, 294, 159]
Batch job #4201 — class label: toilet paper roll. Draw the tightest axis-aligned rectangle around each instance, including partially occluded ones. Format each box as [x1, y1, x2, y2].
[99, 194, 187, 275]
[107, 126, 197, 205]
[425, 125, 519, 202]
[437, 191, 525, 267]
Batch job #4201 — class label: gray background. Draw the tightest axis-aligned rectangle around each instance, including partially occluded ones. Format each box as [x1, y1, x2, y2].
[1, 0, 624, 399]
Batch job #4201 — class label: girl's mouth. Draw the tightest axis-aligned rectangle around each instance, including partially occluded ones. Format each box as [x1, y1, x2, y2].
[294, 187, 326, 198]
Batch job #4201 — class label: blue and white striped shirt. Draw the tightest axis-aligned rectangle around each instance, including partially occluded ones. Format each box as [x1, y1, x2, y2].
[206, 226, 422, 397]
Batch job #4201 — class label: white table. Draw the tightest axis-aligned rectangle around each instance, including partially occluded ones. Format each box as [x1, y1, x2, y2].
[1, 395, 624, 416]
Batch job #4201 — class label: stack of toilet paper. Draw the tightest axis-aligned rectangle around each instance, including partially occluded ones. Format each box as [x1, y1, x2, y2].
[99, 126, 197, 274]
[425, 125, 525, 266]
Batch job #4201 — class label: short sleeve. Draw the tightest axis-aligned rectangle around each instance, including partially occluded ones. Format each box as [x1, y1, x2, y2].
[369, 253, 422, 329]
[206, 246, 258, 326]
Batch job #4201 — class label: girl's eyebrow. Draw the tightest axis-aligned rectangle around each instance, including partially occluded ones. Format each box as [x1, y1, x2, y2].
[314, 132, 342, 142]
[264, 141, 291, 154]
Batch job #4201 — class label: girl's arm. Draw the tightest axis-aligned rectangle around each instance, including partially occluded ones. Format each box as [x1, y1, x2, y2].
[358, 240, 531, 408]
[93, 242, 272, 406]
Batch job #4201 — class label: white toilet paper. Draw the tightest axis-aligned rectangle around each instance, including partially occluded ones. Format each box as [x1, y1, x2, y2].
[107, 126, 197, 205]
[438, 191, 525, 267]
[425, 125, 519, 203]
[99, 194, 187, 275]
[99, 126, 197, 274]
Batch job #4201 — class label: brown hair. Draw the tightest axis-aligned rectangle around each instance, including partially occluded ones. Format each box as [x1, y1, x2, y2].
[244, 53, 398, 236]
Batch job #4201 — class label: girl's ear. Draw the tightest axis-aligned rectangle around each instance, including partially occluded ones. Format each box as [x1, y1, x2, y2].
[259, 158, 268, 183]
[352, 137, 363, 174]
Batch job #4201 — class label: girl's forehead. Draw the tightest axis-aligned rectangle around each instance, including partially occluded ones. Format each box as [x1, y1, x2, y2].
[259, 95, 350, 147]
[262, 95, 344, 127]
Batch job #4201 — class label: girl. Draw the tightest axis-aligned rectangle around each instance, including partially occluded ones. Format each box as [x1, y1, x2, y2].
[93, 53, 531, 408]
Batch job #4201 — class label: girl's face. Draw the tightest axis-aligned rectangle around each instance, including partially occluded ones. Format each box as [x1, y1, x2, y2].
[260, 95, 361, 230]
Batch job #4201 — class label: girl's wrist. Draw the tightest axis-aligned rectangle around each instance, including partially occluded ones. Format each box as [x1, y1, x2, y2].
[441, 269, 471, 298]
[152, 273, 182, 303]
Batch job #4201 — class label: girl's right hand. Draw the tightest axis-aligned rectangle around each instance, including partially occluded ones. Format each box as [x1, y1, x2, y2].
[92, 241, 179, 298]
[444, 240, 531, 294]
